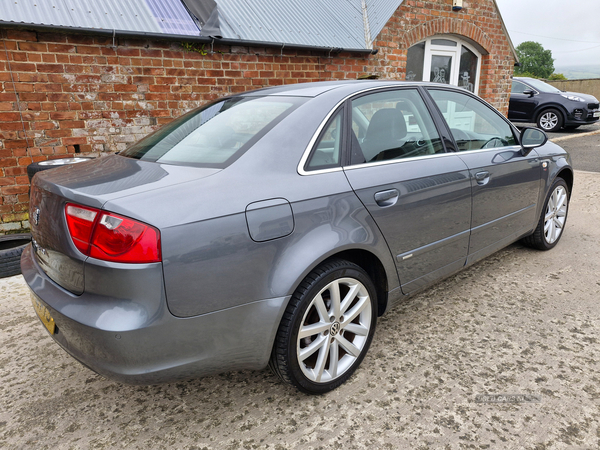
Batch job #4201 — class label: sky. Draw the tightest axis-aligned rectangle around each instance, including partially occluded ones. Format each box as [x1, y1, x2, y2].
[494, 0, 600, 69]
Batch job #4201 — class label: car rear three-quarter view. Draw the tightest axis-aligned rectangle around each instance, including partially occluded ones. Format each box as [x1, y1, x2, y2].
[23, 80, 573, 394]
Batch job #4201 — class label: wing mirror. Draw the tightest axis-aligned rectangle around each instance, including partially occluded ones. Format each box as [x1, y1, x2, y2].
[520, 127, 548, 156]
[522, 89, 535, 97]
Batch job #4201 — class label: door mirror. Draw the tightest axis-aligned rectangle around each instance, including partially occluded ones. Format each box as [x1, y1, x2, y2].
[522, 89, 535, 97]
[520, 127, 548, 155]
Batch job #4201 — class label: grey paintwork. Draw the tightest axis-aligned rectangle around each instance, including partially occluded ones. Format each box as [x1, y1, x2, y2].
[22, 80, 573, 385]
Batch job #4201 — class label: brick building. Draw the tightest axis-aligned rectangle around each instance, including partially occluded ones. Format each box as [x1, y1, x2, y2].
[0, 0, 517, 233]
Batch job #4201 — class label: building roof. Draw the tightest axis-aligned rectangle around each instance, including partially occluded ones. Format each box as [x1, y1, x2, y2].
[0, 0, 201, 36]
[0, 0, 405, 51]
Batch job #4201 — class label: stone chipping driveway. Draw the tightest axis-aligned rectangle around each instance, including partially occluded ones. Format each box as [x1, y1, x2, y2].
[1, 171, 599, 450]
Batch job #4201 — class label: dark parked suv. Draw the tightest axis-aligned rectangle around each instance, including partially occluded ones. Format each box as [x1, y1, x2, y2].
[509, 77, 600, 131]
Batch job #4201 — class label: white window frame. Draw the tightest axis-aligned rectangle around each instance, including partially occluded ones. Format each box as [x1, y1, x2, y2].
[417, 36, 482, 94]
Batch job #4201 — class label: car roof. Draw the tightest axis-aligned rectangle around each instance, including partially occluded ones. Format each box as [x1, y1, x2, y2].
[240, 80, 449, 98]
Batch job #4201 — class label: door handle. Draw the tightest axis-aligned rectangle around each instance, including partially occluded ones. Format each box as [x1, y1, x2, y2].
[374, 189, 399, 207]
[474, 171, 490, 185]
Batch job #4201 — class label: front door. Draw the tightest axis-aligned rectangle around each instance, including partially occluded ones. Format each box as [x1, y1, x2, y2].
[428, 88, 542, 263]
[343, 88, 472, 294]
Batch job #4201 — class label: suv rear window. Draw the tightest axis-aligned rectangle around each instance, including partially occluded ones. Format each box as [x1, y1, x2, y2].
[121, 96, 305, 168]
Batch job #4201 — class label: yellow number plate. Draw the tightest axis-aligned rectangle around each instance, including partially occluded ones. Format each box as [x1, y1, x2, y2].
[31, 295, 56, 335]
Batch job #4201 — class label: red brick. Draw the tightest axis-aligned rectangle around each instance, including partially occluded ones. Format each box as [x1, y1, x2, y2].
[60, 121, 85, 129]
[50, 111, 77, 120]
[62, 137, 87, 146]
[36, 64, 64, 73]
[77, 46, 102, 55]
[6, 30, 37, 41]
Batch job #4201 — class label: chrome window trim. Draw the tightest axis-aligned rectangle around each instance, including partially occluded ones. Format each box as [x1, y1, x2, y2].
[298, 85, 523, 176]
[343, 144, 524, 171]
[297, 85, 423, 176]
[343, 150, 455, 171]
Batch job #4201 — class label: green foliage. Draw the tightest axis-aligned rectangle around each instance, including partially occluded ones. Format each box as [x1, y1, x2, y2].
[517, 71, 539, 79]
[180, 42, 207, 56]
[514, 41, 555, 79]
[548, 73, 568, 81]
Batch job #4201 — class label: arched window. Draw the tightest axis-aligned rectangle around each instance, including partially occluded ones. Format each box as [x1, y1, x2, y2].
[406, 36, 482, 94]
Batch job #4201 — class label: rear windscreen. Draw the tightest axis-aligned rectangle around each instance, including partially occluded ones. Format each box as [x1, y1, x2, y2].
[121, 96, 305, 168]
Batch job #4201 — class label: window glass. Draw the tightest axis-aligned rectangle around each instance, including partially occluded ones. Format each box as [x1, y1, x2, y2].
[431, 39, 457, 47]
[458, 46, 477, 93]
[511, 80, 530, 94]
[406, 42, 425, 81]
[520, 78, 561, 93]
[429, 89, 516, 151]
[431, 55, 452, 84]
[350, 89, 443, 165]
[306, 110, 343, 170]
[121, 96, 304, 168]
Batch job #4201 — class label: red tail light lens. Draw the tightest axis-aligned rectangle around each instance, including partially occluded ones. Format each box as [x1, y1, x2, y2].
[65, 204, 98, 255]
[65, 203, 161, 263]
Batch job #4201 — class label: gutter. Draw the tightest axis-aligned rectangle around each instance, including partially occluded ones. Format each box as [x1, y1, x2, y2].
[0, 21, 378, 55]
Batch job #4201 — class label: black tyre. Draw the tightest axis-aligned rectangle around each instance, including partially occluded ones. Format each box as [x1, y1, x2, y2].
[564, 125, 581, 130]
[27, 157, 95, 182]
[522, 178, 569, 250]
[0, 233, 32, 278]
[270, 259, 377, 394]
[536, 108, 563, 132]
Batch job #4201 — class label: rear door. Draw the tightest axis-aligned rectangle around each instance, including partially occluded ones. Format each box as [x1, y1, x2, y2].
[341, 88, 472, 294]
[427, 88, 542, 264]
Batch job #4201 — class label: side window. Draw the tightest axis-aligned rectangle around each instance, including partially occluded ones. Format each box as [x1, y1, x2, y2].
[350, 89, 443, 165]
[428, 89, 517, 151]
[306, 109, 342, 170]
[511, 81, 529, 94]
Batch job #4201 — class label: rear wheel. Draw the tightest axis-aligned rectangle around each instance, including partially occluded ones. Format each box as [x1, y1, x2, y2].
[270, 259, 377, 394]
[522, 178, 569, 250]
[536, 108, 563, 132]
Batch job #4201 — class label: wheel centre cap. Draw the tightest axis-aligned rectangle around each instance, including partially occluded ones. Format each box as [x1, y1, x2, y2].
[330, 322, 341, 336]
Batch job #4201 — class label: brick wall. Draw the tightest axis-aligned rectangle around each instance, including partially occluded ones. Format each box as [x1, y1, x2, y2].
[0, 0, 514, 233]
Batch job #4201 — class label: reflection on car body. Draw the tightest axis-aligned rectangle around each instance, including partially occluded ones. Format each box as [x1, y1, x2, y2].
[23, 80, 573, 394]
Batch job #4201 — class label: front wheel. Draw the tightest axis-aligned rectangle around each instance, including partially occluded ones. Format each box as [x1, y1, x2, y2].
[522, 178, 570, 250]
[269, 259, 377, 394]
[537, 108, 563, 132]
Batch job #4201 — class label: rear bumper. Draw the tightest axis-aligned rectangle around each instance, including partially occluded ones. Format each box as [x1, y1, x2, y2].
[21, 245, 287, 384]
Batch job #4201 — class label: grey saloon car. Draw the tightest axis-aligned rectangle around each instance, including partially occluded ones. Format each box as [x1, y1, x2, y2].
[22, 80, 572, 394]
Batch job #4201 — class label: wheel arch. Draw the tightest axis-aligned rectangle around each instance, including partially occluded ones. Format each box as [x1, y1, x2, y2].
[534, 104, 569, 123]
[320, 249, 390, 316]
[556, 167, 574, 197]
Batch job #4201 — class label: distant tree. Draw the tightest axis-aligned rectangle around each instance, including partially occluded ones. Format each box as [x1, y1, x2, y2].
[517, 71, 539, 79]
[514, 41, 555, 79]
[548, 73, 568, 81]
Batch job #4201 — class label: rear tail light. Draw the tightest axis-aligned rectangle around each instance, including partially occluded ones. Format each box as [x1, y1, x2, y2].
[65, 203, 161, 263]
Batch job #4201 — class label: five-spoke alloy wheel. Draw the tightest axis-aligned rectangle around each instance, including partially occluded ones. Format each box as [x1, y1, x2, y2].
[522, 177, 570, 250]
[270, 259, 377, 394]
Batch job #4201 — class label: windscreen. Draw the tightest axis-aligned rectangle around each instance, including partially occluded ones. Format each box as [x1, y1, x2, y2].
[121, 96, 304, 168]
[522, 78, 561, 93]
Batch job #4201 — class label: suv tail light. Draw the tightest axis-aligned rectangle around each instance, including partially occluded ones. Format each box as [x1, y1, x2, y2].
[65, 203, 161, 263]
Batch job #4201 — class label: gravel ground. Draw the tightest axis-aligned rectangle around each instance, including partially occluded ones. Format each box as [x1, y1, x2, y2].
[1, 171, 599, 450]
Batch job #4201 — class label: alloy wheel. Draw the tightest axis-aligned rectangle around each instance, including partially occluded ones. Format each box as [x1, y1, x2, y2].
[296, 277, 372, 383]
[544, 185, 568, 244]
[539, 112, 559, 130]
